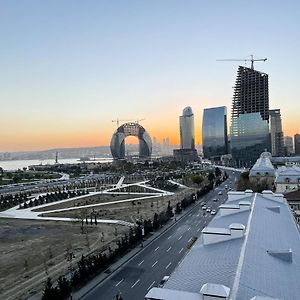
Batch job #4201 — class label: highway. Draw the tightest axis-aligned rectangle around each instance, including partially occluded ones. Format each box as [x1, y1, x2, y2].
[79, 171, 238, 300]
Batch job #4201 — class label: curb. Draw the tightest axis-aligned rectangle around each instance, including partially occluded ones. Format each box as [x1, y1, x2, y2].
[74, 192, 206, 299]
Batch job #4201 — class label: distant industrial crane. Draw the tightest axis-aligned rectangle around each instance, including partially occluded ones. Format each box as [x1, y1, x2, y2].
[112, 119, 131, 128]
[112, 118, 145, 128]
[216, 55, 267, 70]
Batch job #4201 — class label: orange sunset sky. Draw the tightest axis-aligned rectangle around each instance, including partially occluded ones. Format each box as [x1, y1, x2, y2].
[0, 1, 299, 152]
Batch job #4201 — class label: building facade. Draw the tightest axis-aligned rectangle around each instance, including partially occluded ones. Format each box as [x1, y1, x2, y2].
[174, 107, 198, 162]
[230, 66, 270, 167]
[294, 133, 300, 155]
[269, 109, 284, 156]
[249, 152, 275, 188]
[110, 122, 152, 159]
[275, 165, 300, 193]
[180, 107, 195, 150]
[202, 106, 228, 160]
[284, 136, 294, 155]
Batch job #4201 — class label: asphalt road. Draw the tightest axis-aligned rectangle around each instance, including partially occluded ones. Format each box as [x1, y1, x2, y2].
[80, 171, 238, 300]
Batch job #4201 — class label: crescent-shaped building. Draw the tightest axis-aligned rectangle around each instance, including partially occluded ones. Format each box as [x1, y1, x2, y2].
[110, 122, 152, 159]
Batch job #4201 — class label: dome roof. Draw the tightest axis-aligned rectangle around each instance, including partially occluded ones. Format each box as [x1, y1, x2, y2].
[182, 106, 193, 117]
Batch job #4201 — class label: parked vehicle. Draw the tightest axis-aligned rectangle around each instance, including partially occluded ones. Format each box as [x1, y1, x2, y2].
[211, 210, 216, 215]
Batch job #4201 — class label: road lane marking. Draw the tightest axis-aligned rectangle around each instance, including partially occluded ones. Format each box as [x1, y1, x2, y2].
[188, 237, 192, 242]
[178, 235, 182, 240]
[196, 214, 200, 217]
[197, 228, 201, 232]
[147, 281, 156, 290]
[187, 227, 191, 231]
[154, 246, 159, 252]
[138, 260, 144, 266]
[152, 260, 158, 267]
[167, 235, 172, 239]
[115, 278, 124, 287]
[131, 279, 140, 288]
[188, 213, 192, 216]
[166, 262, 172, 269]
[166, 246, 172, 252]
[179, 247, 184, 254]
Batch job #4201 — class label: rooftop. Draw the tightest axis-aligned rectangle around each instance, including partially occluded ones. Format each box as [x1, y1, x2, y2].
[249, 152, 275, 177]
[146, 190, 300, 300]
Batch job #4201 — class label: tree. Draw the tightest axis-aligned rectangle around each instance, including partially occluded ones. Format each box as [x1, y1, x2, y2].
[215, 167, 222, 177]
[153, 213, 160, 230]
[207, 172, 215, 183]
[192, 174, 203, 186]
[57, 276, 71, 299]
[42, 277, 59, 300]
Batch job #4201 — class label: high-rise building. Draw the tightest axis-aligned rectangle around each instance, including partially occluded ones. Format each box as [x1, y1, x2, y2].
[294, 134, 300, 155]
[180, 107, 195, 149]
[269, 109, 284, 156]
[174, 107, 198, 162]
[202, 106, 228, 160]
[284, 136, 294, 155]
[230, 66, 270, 167]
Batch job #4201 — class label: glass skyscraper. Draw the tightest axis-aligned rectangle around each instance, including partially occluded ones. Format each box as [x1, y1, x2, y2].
[230, 66, 271, 167]
[202, 106, 228, 159]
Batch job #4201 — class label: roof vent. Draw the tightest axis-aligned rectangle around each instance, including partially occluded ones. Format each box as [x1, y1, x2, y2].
[219, 201, 251, 216]
[267, 249, 293, 263]
[250, 297, 282, 300]
[262, 190, 274, 194]
[266, 206, 280, 213]
[200, 283, 230, 300]
[202, 223, 245, 245]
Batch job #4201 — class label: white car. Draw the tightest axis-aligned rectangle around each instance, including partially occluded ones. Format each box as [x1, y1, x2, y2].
[159, 276, 170, 287]
[206, 208, 211, 213]
[218, 191, 223, 195]
[202, 206, 207, 210]
[213, 198, 218, 202]
[211, 210, 216, 215]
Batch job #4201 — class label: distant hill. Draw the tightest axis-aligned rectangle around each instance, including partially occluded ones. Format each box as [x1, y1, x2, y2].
[0, 146, 111, 161]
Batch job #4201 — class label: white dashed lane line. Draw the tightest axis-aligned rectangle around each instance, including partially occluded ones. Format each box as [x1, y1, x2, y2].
[152, 261, 158, 268]
[138, 260, 144, 266]
[115, 279, 124, 287]
[166, 262, 172, 269]
[147, 281, 155, 291]
[131, 279, 140, 288]
[166, 246, 172, 252]
[154, 246, 159, 252]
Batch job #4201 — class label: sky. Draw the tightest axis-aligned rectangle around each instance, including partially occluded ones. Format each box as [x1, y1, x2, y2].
[0, 0, 299, 152]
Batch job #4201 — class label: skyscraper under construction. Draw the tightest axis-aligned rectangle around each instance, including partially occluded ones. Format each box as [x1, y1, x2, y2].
[230, 66, 271, 167]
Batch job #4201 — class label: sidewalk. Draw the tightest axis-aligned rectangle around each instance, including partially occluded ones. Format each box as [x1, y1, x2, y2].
[73, 196, 201, 300]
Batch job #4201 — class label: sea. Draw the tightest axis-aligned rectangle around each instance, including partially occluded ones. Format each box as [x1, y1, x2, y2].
[0, 158, 113, 171]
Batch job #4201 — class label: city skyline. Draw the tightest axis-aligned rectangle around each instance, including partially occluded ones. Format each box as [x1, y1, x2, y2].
[1, 1, 300, 152]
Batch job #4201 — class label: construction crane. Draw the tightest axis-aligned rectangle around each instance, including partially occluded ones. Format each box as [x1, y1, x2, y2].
[216, 55, 267, 70]
[112, 118, 145, 128]
[112, 119, 131, 128]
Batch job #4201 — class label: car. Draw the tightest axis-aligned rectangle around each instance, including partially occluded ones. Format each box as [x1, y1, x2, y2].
[202, 206, 207, 210]
[225, 185, 228, 189]
[211, 210, 216, 215]
[201, 202, 205, 206]
[218, 191, 223, 195]
[206, 208, 211, 213]
[159, 276, 170, 287]
[229, 188, 232, 191]
[213, 198, 218, 202]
